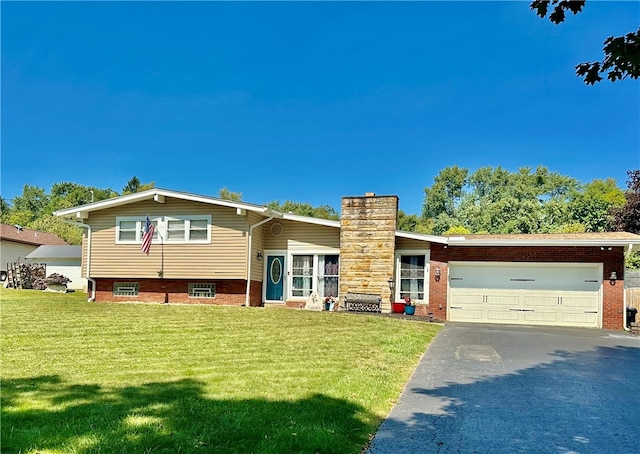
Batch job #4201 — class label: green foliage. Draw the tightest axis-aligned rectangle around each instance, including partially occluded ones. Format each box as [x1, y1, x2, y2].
[10, 184, 50, 223]
[442, 226, 471, 235]
[267, 200, 339, 220]
[397, 210, 433, 233]
[122, 176, 155, 195]
[424, 165, 582, 234]
[49, 182, 118, 211]
[613, 170, 640, 234]
[531, 1, 640, 84]
[557, 222, 587, 233]
[27, 215, 83, 245]
[626, 251, 640, 270]
[218, 187, 243, 201]
[422, 165, 468, 219]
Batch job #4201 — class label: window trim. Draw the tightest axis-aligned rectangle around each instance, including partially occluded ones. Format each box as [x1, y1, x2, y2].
[394, 249, 430, 304]
[115, 215, 211, 245]
[287, 250, 340, 301]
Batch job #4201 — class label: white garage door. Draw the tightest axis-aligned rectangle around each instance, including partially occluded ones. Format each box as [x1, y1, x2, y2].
[448, 262, 602, 328]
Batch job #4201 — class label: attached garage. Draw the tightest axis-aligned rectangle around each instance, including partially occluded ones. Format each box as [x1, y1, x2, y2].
[448, 262, 602, 328]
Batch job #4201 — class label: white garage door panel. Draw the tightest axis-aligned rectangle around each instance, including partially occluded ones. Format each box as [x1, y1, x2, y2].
[448, 263, 601, 328]
[486, 309, 520, 322]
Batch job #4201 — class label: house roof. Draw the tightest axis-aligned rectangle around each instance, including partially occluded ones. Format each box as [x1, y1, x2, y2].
[446, 232, 640, 250]
[54, 188, 281, 219]
[52, 188, 640, 250]
[0, 224, 68, 246]
[25, 245, 82, 259]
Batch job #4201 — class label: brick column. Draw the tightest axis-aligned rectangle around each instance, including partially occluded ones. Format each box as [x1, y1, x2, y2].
[339, 193, 398, 312]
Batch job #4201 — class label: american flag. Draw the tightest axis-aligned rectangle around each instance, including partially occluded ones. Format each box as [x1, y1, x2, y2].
[141, 216, 154, 255]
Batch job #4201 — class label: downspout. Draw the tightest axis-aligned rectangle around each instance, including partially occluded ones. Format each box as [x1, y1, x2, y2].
[623, 243, 633, 331]
[245, 216, 274, 307]
[67, 221, 96, 302]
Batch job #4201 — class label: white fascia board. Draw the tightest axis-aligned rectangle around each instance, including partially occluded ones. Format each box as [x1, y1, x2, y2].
[395, 230, 448, 244]
[446, 238, 640, 248]
[280, 213, 340, 228]
[54, 188, 281, 219]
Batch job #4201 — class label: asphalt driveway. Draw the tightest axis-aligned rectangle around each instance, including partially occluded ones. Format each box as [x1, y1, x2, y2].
[367, 323, 640, 454]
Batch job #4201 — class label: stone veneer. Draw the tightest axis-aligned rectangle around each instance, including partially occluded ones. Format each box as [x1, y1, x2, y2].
[339, 194, 398, 312]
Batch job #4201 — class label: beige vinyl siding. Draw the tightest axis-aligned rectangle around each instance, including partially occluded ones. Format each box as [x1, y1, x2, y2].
[249, 212, 265, 282]
[88, 199, 250, 279]
[395, 237, 432, 250]
[263, 220, 339, 252]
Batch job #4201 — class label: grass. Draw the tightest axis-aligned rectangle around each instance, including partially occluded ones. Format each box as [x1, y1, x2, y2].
[1, 288, 441, 453]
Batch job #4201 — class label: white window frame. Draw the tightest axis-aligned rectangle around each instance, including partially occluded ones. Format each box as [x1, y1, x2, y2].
[394, 249, 430, 304]
[115, 216, 159, 244]
[287, 250, 340, 301]
[163, 215, 212, 244]
[115, 215, 211, 245]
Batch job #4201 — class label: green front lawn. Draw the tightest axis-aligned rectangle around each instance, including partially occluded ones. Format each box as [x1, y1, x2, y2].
[1, 288, 440, 453]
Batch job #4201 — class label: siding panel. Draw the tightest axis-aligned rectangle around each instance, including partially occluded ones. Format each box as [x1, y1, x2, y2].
[263, 220, 339, 252]
[88, 198, 250, 279]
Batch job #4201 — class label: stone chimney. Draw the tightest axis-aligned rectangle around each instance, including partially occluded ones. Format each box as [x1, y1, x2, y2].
[339, 193, 398, 312]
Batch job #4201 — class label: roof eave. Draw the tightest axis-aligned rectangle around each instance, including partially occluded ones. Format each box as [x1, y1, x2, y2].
[54, 188, 280, 219]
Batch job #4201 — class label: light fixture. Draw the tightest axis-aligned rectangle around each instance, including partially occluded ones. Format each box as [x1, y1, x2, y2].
[609, 271, 617, 286]
[256, 252, 263, 261]
[387, 277, 395, 300]
[434, 266, 441, 282]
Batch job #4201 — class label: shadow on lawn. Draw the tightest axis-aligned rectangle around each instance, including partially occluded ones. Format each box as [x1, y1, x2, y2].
[1, 376, 375, 454]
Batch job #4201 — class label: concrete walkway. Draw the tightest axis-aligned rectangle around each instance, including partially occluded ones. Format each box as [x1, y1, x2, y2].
[366, 323, 640, 453]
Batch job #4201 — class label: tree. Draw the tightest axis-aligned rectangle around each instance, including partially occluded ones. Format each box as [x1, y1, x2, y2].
[10, 185, 50, 224]
[613, 169, 640, 234]
[28, 216, 83, 245]
[122, 177, 155, 195]
[266, 200, 339, 221]
[422, 165, 468, 220]
[531, 0, 640, 84]
[0, 196, 10, 223]
[218, 188, 243, 202]
[48, 182, 117, 211]
[568, 178, 625, 232]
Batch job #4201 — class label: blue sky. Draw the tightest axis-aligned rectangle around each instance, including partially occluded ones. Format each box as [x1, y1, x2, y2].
[2, 1, 639, 216]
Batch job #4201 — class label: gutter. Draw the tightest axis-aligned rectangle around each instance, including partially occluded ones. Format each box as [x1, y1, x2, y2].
[66, 221, 96, 302]
[244, 216, 275, 307]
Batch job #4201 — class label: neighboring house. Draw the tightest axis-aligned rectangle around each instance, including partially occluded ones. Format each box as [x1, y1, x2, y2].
[24, 245, 86, 291]
[0, 224, 68, 280]
[54, 188, 640, 330]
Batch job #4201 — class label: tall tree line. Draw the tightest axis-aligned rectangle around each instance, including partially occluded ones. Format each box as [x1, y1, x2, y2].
[1, 168, 638, 267]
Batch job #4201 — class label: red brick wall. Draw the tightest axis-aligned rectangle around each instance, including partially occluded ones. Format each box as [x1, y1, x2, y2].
[94, 278, 263, 306]
[429, 244, 625, 330]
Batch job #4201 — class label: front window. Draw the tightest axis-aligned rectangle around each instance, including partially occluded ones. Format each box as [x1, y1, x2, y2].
[167, 219, 186, 240]
[291, 254, 339, 299]
[318, 254, 339, 299]
[115, 216, 211, 244]
[400, 255, 426, 303]
[292, 255, 314, 297]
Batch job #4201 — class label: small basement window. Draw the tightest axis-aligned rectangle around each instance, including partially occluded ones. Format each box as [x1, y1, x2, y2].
[113, 282, 139, 297]
[188, 283, 216, 298]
